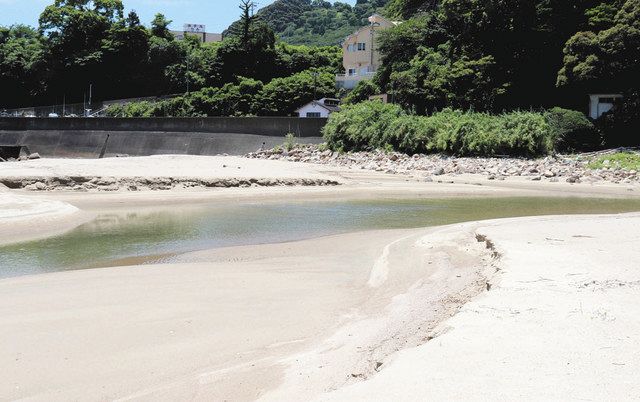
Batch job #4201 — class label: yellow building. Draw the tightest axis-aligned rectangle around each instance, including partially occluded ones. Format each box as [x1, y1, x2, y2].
[336, 14, 398, 90]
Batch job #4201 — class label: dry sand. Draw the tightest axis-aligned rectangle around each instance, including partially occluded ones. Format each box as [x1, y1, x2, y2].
[315, 214, 640, 401]
[1, 155, 640, 401]
[0, 226, 494, 401]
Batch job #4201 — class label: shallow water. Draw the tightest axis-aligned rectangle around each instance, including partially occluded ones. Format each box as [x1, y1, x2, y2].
[2, 197, 640, 279]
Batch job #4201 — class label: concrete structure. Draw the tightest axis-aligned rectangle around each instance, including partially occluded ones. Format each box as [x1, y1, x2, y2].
[0, 117, 326, 158]
[171, 24, 222, 43]
[588, 94, 623, 119]
[336, 14, 398, 90]
[295, 98, 341, 118]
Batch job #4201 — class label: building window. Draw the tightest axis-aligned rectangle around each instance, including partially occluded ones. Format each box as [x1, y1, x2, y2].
[357, 43, 366, 51]
[348, 68, 357, 76]
[306, 112, 321, 118]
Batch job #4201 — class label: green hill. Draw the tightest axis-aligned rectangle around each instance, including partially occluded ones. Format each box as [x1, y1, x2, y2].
[225, 0, 390, 46]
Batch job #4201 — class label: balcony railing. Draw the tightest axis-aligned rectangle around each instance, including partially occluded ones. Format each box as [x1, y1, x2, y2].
[335, 72, 376, 89]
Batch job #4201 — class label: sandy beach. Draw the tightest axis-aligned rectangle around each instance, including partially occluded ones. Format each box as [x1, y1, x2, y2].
[1, 155, 640, 401]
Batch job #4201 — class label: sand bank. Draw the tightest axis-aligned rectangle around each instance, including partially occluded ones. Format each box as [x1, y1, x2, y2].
[0, 189, 92, 246]
[314, 213, 640, 401]
[0, 225, 495, 401]
[0, 155, 339, 192]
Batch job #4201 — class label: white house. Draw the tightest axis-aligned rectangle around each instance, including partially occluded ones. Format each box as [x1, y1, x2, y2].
[589, 94, 623, 119]
[295, 98, 341, 118]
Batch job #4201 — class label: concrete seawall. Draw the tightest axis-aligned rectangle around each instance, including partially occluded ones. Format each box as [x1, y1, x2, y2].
[0, 118, 326, 157]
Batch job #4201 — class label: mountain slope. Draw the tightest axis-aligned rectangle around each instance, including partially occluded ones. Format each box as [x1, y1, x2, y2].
[226, 0, 390, 46]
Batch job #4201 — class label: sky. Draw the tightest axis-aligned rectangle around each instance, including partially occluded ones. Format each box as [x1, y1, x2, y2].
[0, 0, 357, 33]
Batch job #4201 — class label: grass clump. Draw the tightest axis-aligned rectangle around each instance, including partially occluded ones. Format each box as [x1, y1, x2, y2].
[323, 102, 556, 157]
[588, 152, 640, 170]
[283, 132, 297, 151]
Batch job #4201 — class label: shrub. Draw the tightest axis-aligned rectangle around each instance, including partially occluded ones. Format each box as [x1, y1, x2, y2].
[284, 132, 297, 151]
[545, 107, 600, 152]
[499, 111, 552, 156]
[324, 105, 557, 157]
[343, 80, 381, 105]
[384, 115, 434, 154]
[322, 101, 405, 151]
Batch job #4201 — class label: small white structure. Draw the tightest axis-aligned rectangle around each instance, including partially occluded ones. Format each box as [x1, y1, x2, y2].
[589, 94, 623, 119]
[295, 98, 340, 118]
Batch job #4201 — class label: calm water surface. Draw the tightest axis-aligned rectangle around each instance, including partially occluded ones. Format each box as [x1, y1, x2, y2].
[2, 197, 640, 278]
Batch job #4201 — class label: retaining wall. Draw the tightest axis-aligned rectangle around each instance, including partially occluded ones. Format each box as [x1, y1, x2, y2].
[0, 117, 326, 157]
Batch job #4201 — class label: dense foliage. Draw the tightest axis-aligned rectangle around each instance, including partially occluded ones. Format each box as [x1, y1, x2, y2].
[376, 0, 636, 110]
[369, 0, 639, 146]
[107, 68, 337, 117]
[226, 0, 390, 46]
[0, 0, 341, 110]
[544, 107, 600, 152]
[323, 101, 604, 156]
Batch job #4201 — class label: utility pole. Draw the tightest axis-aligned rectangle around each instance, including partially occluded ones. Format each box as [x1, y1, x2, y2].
[312, 71, 318, 100]
[186, 57, 190, 95]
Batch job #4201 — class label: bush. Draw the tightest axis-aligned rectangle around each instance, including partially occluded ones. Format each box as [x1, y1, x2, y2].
[324, 105, 558, 157]
[545, 107, 600, 152]
[343, 80, 381, 105]
[385, 115, 434, 154]
[323, 101, 405, 151]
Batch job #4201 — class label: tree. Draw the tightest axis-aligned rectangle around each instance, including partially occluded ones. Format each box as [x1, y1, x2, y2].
[257, 68, 336, 115]
[38, 0, 126, 104]
[0, 25, 45, 107]
[151, 13, 173, 40]
[239, 0, 259, 46]
[558, 0, 640, 145]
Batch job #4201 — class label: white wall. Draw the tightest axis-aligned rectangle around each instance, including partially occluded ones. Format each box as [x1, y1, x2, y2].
[296, 103, 331, 118]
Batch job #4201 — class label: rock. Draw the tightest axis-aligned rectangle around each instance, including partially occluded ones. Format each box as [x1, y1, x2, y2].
[389, 154, 398, 161]
[531, 176, 542, 181]
[433, 168, 445, 176]
[34, 182, 46, 191]
[566, 176, 581, 184]
[28, 153, 41, 160]
[543, 170, 556, 178]
[18, 156, 28, 162]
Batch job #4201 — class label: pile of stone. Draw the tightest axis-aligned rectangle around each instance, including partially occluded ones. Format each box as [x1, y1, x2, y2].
[0, 175, 339, 192]
[245, 145, 640, 185]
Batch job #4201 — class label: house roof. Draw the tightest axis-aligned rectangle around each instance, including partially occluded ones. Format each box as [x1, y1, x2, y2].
[295, 99, 341, 113]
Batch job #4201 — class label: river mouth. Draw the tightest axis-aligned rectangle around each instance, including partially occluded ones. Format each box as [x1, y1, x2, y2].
[2, 196, 640, 279]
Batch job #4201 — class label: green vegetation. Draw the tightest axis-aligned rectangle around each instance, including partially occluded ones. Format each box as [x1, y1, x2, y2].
[323, 101, 575, 157]
[284, 132, 297, 151]
[107, 68, 337, 117]
[225, 0, 390, 46]
[0, 0, 341, 110]
[588, 152, 640, 170]
[372, 0, 639, 146]
[544, 108, 600, 152]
